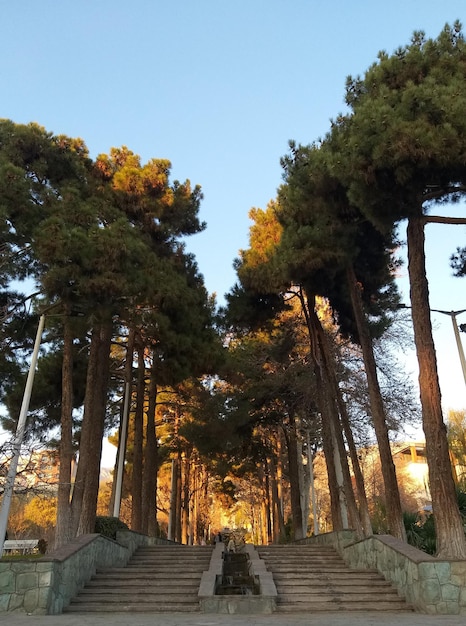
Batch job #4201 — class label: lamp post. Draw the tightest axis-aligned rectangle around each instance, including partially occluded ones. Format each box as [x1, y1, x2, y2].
[399, 304, 466, 389]
[0, 314, 46, 556]
[430, 308, 466, 389]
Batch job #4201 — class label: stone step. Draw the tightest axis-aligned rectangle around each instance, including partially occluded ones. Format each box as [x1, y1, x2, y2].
[66, 544, 212, 613]
[125, 560, 210, 568]
[256, 544, 411, 613]
[126, 563, 209, 572]
[89, 576, 201, 586]
[276, 600, 410, 612]
[65, 603, 200, 613]
[272, 571, 383, 580]
[257, 547, 335, 552]
[95, 570, 203, 579]
[134, 547, 213, 552]
[276, 581, 393, 590]
[278, 590, 402, 601]
[85, 582, 200, 591]
[70, 592, 199, 603]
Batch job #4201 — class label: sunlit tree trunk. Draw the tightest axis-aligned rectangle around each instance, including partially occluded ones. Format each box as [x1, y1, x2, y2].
[311, 299, 367, 539]
[314, 309, 364, 537]
[168, 458, 178, 541]
[408, 216, 466, 558]
[347, 264, 403, 539]
[268, 453, 286, 542]
[142, 357, 158, 535]
[302, 293, 343, 531]
[264, 463, 273, 544]
[175, 450, 182, 543]
[109, 327, 135, 517]
[71, 319, 112, 536]
[131, 343, 145, 532]
[181, 451, 191, 544]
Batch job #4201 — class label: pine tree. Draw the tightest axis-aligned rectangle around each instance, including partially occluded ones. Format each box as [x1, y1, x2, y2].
[336, 22, 466, 558]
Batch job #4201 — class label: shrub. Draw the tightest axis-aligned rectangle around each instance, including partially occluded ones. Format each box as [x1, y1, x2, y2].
[37, 539, 48, 554]
[94, 516, 129, 540]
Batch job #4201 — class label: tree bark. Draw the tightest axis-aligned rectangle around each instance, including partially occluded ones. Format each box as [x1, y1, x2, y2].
[283, 423, 304, 540]
[299, 291, 343, 531]
[175, 451, 182, 542]
[168, 458, 178, 541]
[313, 304, 371, 538]
[181, 451, 191, 544]
[131, 342, 145, 532]
[141, 358, 158, 536]
[310, 294, 365, 536]
[109, 327, 135, 517]
[71, 319, 112, 536]
[346, 264, 404, 539]
[54, 314, 74, 549]
[407, 216, 466, 558]
[268, 453, 286, 542]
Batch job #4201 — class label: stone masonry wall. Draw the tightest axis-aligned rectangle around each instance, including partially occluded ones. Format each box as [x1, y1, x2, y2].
[0, 534, 136, 615]
[0, 530, 150, 614]
[297, 531, 466, 615]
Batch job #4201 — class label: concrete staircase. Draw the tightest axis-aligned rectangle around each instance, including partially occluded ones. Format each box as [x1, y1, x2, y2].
[65, 544, 214, 613]
[256, 544, 411, 612]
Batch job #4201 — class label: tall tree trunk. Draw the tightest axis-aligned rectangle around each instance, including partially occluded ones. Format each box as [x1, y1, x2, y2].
[175, 450, 183, 542]
[181, 452, 191, 544]
[310, 295, 369, 539]
[283, 424, 304, 540]
[109, 327, 135, 517]
[268, 453, 286, 542]
[346, 264, 404, 540]
[314, 358, 344, 530]
[407, 216, 466, 558]
[131, 343, 145, 532]
[264, 462, 273, 544]
[142, 358, 158, 536]
[296, 421, 310, 537]
[300, 290, 344, 531]
[55, 314, 74, 549]
[71, 319, 113, 536]
[168, 458, 178, 541]
[276, 433, 284, 524]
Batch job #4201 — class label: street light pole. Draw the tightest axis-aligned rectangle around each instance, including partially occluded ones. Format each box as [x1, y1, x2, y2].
[0, 314, 46, 556]
[431, 308, 466, 388]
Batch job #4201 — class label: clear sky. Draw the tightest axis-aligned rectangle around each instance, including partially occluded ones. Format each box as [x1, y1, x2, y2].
[2, 1, 466, 413]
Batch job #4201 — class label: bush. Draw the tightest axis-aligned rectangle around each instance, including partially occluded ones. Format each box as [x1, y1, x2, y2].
[37, 539, 48, 554]
[403, 511, 436, 555]
[94, 516, 129, 540]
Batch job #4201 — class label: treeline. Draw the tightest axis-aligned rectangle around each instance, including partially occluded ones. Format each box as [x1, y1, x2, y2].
[221, 22, 466, 558]
[2, 22, 466, 558]
[0, 123, 223, 547]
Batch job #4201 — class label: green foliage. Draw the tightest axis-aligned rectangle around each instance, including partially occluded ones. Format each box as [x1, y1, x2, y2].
[337, 21, 466, 230]
[403, 511, 436, 555]
[94, 516, 129, 540]
[403, 488, 466, 555]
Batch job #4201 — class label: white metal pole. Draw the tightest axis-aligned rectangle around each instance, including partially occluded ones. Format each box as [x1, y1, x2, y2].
[0, 314, 45, 555]
[112, 381, 130, 518]
[450, 312, 466, 388]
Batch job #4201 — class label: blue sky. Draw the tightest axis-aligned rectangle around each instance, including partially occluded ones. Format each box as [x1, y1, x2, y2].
[2, 1, 466, 412]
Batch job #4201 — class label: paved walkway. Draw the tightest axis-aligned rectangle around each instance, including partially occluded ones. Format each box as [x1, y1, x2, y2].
[3, 612, 466, 626]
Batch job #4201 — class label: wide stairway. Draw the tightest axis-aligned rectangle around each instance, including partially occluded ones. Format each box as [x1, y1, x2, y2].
[65, 544, 214, 613]
[256, 544, 411, 612]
